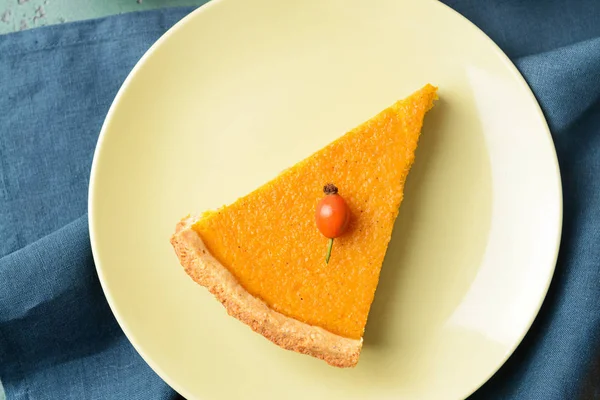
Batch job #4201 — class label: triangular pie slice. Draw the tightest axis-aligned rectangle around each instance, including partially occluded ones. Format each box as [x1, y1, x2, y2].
[171, 84, 438, 367]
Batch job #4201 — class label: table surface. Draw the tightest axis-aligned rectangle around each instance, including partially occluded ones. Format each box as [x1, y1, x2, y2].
[0, 0, 205, 34]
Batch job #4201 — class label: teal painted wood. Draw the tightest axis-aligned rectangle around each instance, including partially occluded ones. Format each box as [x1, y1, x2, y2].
[0, 0, 205, 34]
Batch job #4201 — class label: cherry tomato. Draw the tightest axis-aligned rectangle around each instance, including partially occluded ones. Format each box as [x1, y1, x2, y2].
[315, 185, 349, 239]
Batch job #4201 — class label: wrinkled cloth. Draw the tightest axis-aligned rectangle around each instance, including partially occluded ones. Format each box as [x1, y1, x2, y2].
[0, 1, 599, 399]
[0, 7, 200, 399]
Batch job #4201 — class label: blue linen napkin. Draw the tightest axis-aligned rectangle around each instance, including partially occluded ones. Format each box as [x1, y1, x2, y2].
[0, 7, 201, 399]
[0, 2, 598, 399]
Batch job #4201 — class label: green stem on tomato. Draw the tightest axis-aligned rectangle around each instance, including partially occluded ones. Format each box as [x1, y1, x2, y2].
[325, 237, 334, 264]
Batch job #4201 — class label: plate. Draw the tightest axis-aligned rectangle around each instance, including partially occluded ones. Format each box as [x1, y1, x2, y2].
[88, 0, 562, 399]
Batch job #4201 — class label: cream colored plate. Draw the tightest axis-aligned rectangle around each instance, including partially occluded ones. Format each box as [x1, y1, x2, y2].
[89, 0, 562, 399]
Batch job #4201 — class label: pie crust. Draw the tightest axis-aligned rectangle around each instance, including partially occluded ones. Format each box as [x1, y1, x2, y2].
[170, 216, 363, 368]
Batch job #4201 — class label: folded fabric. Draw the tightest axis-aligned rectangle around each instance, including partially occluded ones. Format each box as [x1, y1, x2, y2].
[0, 7, 201, 399]
[0, 1, 599, 399]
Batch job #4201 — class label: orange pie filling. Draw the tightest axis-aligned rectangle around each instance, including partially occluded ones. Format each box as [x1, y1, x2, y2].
[191, 84, 438, 340]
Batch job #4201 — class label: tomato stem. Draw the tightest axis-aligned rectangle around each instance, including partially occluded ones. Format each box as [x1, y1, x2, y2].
[323, 183, 338, 195]
[325, 237, 334, 264]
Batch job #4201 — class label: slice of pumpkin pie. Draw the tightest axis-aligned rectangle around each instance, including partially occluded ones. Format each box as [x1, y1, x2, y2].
[171, 84, 438, 367]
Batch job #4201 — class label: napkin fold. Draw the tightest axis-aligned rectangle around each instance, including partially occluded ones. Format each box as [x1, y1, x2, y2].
[1, 2, 599, 399]
[0, 7, 200, 399]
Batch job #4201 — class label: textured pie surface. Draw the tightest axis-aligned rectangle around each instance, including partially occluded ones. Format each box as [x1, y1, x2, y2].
[191, 84, 438, 340]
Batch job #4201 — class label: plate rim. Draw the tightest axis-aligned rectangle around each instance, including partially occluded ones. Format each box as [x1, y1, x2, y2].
[88, 1, 563, 398]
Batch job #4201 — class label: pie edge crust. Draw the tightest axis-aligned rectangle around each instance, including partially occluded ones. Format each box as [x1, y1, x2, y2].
[170, 215, 363, 368]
